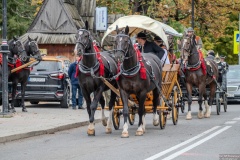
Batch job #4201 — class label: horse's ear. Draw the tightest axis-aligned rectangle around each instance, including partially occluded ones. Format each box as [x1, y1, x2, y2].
[28, 36, 32, 41]
[13, 36, 17, 41]
[125, 26, 129, 35]
[34, 36, 38, 42]
[116, 25, 119, 34]
[85, 21, 89, 30]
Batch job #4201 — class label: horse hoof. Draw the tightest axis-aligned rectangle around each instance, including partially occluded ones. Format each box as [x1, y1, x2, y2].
[135, 130, 144, 136]
[87, 129, 95, 136]
[22, 108, 28, 112]
[11, 109, 16, 113]
[204, 114, 210, 118]
[121, 132, 129, 138]
[198, 112, 204, 119]
[105, 128, 112, 134]
[102, 118, 107, 127]
[153, 121, 159, 126]
[186, 116, 192, 120]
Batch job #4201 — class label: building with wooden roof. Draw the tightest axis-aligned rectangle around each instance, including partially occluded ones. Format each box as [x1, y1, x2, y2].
[20, 0, 94, 62]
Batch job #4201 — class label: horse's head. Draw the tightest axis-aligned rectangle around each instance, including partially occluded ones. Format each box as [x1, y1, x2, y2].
[9, 37, 27, 61]
[25, 36, 42, 61]
[75, 21, 92, 56]
[181, 34, 196, 61]
[113, 26, 131, 63]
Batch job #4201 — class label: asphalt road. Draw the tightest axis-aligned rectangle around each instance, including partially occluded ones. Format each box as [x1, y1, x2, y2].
[0, 102, 240, 160]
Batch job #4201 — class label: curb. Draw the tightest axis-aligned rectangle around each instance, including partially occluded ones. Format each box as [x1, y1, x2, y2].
[0, 119, 101, 143]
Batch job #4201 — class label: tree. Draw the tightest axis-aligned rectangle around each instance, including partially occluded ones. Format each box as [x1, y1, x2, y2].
[0, 0, 41, 39]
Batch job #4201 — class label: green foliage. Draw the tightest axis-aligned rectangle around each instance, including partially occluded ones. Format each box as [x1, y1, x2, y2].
[0, 0, 40, 39]
[96, 0, 131, 14]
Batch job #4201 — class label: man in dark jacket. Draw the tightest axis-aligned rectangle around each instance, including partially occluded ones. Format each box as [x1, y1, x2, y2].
[136, 32, 165, 61]
[68, 55, 84, 109]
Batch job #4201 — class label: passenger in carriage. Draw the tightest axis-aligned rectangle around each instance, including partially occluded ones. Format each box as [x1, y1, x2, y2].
[154, 36, 170, 65]
[206, 50, 215, 60]
[136, 32, 165, 62]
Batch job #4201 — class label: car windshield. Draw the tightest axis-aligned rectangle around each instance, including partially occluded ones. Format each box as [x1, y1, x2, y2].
[227, 67, 240, 79]
[32, 61, 61, 72]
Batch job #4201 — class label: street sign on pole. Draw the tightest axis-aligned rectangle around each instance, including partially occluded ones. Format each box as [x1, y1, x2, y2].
[95, 7, 108, 31]
[233, 31, 239, 54]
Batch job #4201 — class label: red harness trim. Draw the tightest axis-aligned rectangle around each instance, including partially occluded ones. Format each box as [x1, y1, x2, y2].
[93, 44, 104, 76]
[75, 42, 104, 78]
[0, 53, 24, 73]
[133, 44, 146, 80]
[186, 50, 206, 75]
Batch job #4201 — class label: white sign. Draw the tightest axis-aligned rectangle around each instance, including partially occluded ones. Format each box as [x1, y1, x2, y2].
[95, 7, 108, 31]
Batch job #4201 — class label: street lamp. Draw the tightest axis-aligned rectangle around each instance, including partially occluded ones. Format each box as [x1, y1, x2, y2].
[1, 0, 10, 116]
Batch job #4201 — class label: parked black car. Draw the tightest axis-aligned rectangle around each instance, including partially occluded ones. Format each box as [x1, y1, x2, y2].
[15, 56, 71, 108]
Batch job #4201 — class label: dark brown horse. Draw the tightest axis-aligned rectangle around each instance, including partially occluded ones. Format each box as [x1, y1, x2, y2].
[8, 36, 42, 112]
[181, 34, 218, 119]
[75, 25, 118, 136]
[113, 26, 162, 137]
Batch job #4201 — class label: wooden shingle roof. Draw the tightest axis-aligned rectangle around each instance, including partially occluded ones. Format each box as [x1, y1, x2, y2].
[21, 0, 84, 44]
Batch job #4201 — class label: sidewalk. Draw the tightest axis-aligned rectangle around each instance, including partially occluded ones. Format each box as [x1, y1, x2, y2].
[0, 106, 108, 143]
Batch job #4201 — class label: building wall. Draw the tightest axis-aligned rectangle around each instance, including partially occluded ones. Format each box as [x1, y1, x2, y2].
[39, 44, 75, 62]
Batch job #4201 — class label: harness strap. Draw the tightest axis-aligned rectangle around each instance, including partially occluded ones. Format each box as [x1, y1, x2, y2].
[133, 44, 146, 80]
[93, 43, 104, 76]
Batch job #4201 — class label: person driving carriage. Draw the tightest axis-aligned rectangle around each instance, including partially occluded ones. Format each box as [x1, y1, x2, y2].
[217, 55, 228, 91]
[136, 32, 165, 63]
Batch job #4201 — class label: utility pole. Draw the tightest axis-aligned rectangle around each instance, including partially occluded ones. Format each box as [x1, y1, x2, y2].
[238, 13, 240, 65]
[191, 0, 194, 29]
[1, 0, 10, 116]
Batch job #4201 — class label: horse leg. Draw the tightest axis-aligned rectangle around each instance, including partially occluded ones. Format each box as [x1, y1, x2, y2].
[120, 89, 129, 138]
[197, 84, 206, 119]
[10, 82, 18, 113]
[99, 94, 107, 126]
[106, 90, 117, 134]
[152, 88, 160, 126]
[88, 86, 105, 136]
[205, 82, 216, 118]
[21, 81, 28, 112]
[136, 93, 147, 136]
[186, 82, 193, 120]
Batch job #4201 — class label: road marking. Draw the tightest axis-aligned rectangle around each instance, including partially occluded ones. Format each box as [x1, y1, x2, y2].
[145, 126, 221, 160]
[232, 117, 240, 121]
[224, 121, 237, 124]
[162, 126, 232, 160]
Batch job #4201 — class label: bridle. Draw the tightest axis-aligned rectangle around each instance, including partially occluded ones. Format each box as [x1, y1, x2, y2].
[114, 34, 133, 60]
[28, 40, 40, 55]
[13, 40, 26, 56]
[76, 29, 93, 55]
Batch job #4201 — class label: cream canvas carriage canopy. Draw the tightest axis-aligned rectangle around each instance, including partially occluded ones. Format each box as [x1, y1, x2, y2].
[101, 15, 182, 49]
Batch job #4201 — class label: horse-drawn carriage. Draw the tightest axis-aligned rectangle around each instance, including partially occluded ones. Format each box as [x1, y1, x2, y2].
[99, 15, 184, 135]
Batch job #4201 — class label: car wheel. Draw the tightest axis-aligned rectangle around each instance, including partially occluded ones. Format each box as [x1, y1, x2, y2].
[30, 101, 39, 105]
[61, 88, 70, 108]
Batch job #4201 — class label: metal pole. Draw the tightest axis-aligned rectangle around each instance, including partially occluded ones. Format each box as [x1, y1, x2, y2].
[191, 0, 194, 29]
[1, 0, 10, 116]
[238, 13, 240, 65]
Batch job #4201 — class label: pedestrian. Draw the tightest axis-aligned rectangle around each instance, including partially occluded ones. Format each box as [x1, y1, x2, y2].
[136, 32, 165, 62]
[68, 55, 84, 110]
[154, 36, 170, 65]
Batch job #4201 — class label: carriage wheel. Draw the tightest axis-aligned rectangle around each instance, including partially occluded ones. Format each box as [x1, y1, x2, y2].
[172, 88, 179, 125]
[159, 110, 167, 129]
[112, 109, 120, 130]
[223, 93, 227, 112]
[180, 96, 185, 113]
[216, 93, 220, 115]
[128, 112, 135, 125]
